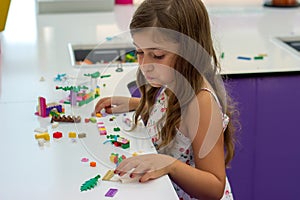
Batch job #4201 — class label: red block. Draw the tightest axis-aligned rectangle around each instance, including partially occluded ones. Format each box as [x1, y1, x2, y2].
[53, 131, 63, 139]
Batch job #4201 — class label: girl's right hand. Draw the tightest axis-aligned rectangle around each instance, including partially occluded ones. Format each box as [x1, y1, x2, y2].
[94, 96, 140, 114]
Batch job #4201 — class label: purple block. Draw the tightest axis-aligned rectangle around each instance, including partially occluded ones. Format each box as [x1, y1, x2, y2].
[105, 188, 118, 197]
[70, 90, 77, 106]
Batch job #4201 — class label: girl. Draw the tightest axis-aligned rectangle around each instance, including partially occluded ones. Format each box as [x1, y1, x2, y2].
[95, 0, 238, 199]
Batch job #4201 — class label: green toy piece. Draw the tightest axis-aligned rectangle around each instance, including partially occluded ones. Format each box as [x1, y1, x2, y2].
[84, 72, 100, 79]
[84, 71, 111, 79]
[56, 85, 88, 92]
[80, 174, 101, 192]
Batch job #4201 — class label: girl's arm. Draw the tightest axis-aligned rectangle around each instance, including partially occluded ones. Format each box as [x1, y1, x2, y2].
[114, 91, 226, 199]
[168, 90, 226, 199]
[94, 96, 140, 114]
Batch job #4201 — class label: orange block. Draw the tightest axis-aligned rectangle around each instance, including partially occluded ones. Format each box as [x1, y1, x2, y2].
[90, 161, 96, 167]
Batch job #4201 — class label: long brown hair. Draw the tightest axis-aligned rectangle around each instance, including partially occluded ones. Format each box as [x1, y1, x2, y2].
[130, 0, 238, 166]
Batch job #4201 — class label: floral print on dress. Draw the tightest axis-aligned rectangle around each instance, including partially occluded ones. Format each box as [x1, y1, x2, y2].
[146, 89, 167, 147]
[146, 87, 234, 200]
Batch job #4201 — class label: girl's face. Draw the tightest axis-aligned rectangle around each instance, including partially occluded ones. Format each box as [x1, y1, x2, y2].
[133, 31, 179, 88]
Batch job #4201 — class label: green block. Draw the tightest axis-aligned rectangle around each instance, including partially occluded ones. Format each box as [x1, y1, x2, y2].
[121, 142, 130, 149]
[80, 174, 101, 192]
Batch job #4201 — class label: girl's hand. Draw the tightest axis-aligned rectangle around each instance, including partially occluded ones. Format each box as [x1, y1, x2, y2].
[94, 96, 140, 114]
[114, 154, 177, 183]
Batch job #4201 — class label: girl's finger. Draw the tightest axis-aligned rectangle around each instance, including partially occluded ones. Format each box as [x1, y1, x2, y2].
[139, 170, 158, 183]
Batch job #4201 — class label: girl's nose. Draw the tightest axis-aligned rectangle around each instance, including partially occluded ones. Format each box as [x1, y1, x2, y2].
[139, 56, 154, 72]
[140, 63, 154, 72]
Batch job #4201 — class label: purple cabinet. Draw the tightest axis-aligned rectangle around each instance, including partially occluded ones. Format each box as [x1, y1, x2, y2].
[226, 73, 300, 200]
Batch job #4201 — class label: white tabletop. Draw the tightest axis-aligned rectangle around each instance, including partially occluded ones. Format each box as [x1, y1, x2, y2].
[0, 64, 179, 200]
[208, 5, 300, 74]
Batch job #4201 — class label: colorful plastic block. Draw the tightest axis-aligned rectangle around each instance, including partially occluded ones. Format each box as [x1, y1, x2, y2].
[89, 118, 96, 123]
[90, 161, 96, 167]
[102, 170, 115, 181]
[113, 127, 121, 132]
[51, 122, 59, 128]
[80, 174, 101, 192]
[68, 132, 76, 138]
[78, 133, 86, 138]
[105, 134, 130, 149]
[81, 157, 89, 162]
[34, 127, 48, 133]
[53, 131, 63, 139]
[110, 153, 126, 166]
[51, 115, 81, 123]
[35, 132, 50, 141]
[105, 188, 118, 197]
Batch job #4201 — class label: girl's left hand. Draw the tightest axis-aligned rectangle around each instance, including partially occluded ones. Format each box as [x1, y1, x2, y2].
[114, 154, 176, 183]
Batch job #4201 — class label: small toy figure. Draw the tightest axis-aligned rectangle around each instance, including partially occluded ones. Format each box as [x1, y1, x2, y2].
[54, 73, 67, 81]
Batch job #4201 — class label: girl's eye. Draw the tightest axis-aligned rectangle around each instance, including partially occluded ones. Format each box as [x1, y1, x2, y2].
[135, 50, 144, 56]
[153, 55, 165, 60]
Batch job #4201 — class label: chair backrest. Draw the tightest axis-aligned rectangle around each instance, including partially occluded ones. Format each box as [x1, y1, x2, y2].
[127, 81, 141, 98]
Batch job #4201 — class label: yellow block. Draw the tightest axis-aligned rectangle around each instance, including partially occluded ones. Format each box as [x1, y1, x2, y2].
[35, 132, 50, 141]
[0, 0, 11, 32]
[68, 132, 77, 138]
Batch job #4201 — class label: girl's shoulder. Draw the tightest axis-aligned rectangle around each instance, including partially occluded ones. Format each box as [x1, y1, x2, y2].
[179, 90, 214, 135]
[182, 88, 224, 137]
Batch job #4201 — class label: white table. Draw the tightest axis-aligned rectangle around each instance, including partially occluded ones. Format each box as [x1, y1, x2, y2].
[0, 64, 179, 200]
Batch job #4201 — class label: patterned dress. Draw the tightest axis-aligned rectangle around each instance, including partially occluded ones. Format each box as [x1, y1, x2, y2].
[146, 88, 234, 200]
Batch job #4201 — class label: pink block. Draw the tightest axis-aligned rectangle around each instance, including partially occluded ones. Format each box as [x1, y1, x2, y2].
[100, 130, 107, 135]
[115, 0, 132, 4]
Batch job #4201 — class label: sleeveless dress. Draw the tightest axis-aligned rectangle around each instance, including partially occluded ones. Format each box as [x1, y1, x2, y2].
[146, 87, 234, 200]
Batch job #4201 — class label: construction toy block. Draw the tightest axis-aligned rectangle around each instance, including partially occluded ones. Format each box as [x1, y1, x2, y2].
[132, 152, 138, 156]
[78, 133, 86, 138]
[99, 130, 107, 135]
[51, 122, 59, 128]
[113, 127, 120, 132]
[35, 96, 64, 118]
[105, 134, 130, 149]
[51, 115, 81, 123]
[102, 170, 115, 181]
[121, 142, 130, 149]
[105, 188, 118, 197]
[35, 132, 50, 141]
[68, 132, 76, 138]
[34, 127, 48, 133]
[80, 174, 101, 192]
[90, 161, 96, 167]
[89, 118, 96, 123]
[53, 131, 63, 139]
[81, 157, 89, 162]
[110, 153, 126, 166]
